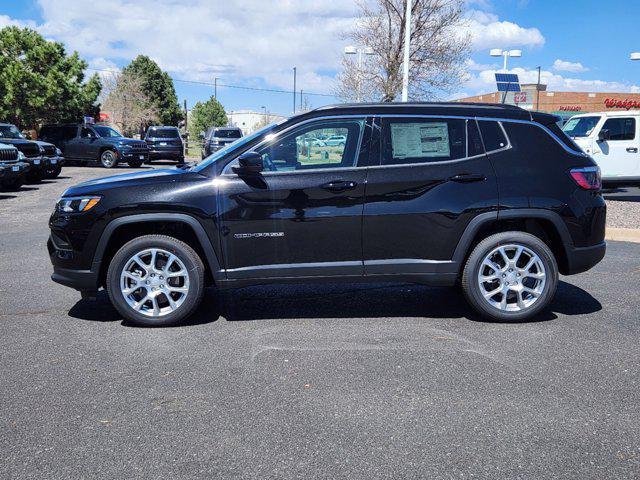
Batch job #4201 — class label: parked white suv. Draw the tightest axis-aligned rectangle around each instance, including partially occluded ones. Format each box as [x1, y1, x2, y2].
[563, 110, 640, 182]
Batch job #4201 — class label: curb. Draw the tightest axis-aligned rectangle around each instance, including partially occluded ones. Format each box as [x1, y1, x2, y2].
[606, 228, 640, 244]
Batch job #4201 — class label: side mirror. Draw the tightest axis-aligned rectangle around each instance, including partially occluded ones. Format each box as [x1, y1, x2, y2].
[598, 129, 610, 142]
[232, 151, 263, 175]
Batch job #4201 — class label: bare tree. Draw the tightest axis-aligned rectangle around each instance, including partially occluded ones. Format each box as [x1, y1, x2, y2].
[101, 71, 159, 136]
[335, 0, 470, 102]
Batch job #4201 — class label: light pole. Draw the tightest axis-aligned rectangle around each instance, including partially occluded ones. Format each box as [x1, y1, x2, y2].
[344, 45, 374, 102]
[261, 106, 267, 124]
[490, 48, 522, 71]
[401, 0, 412, 102]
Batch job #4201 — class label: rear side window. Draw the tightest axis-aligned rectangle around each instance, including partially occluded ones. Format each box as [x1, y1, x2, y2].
[602, 117, 635, 140]
[381, 118, 466, 165]
[478, 121, 508, 152]
[546, 123, 581, 151]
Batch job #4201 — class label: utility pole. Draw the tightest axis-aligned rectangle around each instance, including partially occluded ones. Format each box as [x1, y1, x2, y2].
[536, 66, 541, 111]
[293, 67, 297, 113]
[401, 0, 412, 102]
[214, 77, 218, 99]
[183, 99, 188, 156]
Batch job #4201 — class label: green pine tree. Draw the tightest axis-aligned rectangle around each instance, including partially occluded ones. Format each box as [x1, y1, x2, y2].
[0, 26, 101, 129]
[190, 96, 228, 137]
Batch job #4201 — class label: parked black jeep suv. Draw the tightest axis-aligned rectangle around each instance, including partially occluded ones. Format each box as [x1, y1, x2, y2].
[48, 103, 606, 327]
[40, 124, 148, 168]
[0, 123, 54, 182]
[201, 126, 242, 158]
[144, 126, 184, 164]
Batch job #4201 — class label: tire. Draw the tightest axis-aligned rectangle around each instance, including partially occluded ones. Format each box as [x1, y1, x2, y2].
[176, 156, 185, 165]
[26, 168, 43, 184]
[107, 235, 205, 327]
[47, 164, 62, 178]
[127, 159, 144, 168]
[1, 177, 24, 191]
[461, 231, 558, 322]
[100, 149, 118, 168]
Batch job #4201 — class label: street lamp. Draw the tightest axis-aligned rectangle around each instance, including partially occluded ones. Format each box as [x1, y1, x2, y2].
[490, 48, 522, 71]
[261, 106, 267, 123]
[631, 52, 640, 61]
[344, 45, 375, 102]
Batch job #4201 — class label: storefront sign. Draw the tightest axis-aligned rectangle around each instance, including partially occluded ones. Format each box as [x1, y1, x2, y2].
[604, 98, 640, 110]
[559, 106, 581, 111]
[514, 92, 527, 103]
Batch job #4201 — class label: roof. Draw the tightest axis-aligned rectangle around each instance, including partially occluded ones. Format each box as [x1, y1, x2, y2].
[570, 110, 640, 118]
[302, 102, 535, 122]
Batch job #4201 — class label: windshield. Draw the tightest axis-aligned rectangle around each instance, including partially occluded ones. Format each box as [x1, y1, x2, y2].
[94, 126, 123, 138]
[212, 129, 242, 139]
[192, 123, 280, 172]
[147, 127, 179, 139]
[0, 125, 24, 139]
[562, 116, 600, 138]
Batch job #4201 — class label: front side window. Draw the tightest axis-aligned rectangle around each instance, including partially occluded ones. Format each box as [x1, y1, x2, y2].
[381, 118, 467, 165]
[601, 117, 636, 141]
[247, 119, 364, 173]
[562, 116, 600, 138]
[80, 128, 94, 138]
[94, 126, 123, 138]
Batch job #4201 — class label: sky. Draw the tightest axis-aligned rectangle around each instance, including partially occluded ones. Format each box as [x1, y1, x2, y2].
[1, 0, 639, 118]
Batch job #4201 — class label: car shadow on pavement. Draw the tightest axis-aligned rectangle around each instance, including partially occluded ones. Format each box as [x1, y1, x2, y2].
[602, 186, 640, 202]
[0, 194, 17, 200]
[67, 280, 601, 327]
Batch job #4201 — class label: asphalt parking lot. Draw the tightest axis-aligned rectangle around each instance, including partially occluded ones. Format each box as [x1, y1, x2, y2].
[1, 165, 640, 479]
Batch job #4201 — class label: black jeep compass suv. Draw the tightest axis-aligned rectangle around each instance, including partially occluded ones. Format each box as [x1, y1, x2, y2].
[48, 103, 606, 327]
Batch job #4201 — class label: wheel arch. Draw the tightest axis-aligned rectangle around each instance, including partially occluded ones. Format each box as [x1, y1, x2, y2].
[92, 213, 223, 287]
[453, 210, 572, 275]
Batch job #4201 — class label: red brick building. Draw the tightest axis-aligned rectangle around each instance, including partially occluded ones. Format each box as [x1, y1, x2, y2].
[455, 84, 640, 120]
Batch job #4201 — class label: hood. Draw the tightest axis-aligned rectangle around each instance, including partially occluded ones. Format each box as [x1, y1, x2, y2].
[62, 168, 192, 196]
[33, 140, 56, 148]
[0, 138, 35, 146]
[104, 137, 147, 147]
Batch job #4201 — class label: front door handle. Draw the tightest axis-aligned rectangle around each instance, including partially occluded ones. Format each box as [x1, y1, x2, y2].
[320, 180, 358, 192]
[627, 147, 638, 153]
[449, 173, 486, 183]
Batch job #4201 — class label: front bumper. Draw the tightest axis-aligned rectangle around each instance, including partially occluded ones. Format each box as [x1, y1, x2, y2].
[118, 149, 149, 162]
[564, 241, 606, 275]
[26, 156, 50, 171]
[45, 155, 65, 167]
[0, 161, 30, 179]
[48, 234, 100, 292]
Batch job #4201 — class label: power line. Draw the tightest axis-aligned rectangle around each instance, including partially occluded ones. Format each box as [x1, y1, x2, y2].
[86, 67, 336, 98]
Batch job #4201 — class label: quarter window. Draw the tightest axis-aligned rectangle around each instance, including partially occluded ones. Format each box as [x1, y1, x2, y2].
[478, 120, 508, 152]
[602, 118, 635, 141]
[381, 118, 467, 165]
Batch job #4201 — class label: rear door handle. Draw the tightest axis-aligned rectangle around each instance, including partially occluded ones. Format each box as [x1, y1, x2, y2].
[626, 147, 638, 153]
[448, 173, 486, 183]
[320, 180, 358, 192]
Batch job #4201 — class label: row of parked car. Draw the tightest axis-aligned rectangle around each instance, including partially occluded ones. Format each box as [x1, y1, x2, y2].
[0, 122, 193, 191]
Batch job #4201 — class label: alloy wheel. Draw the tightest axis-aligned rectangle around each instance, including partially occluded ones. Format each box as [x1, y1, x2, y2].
[477, 244, 546, 312]
[119, 248, 190, 317]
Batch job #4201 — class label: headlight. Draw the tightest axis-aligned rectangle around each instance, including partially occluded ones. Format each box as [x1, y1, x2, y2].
[57, 196, 101, 213]
[38, 145, 45, 153]
[55, 147, 62, 156]
[18, 151, 25, 160]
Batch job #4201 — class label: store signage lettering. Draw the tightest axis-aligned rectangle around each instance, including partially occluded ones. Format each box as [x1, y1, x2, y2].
[604, 98, 640, 110]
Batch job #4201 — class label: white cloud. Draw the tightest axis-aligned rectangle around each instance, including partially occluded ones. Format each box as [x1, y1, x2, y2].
[31, 0, 360, 94]
[553, 59, 588, 73]
[0, 14, 36, 29]
[464, 9, 545, 51]
[460, 66, 639, 97]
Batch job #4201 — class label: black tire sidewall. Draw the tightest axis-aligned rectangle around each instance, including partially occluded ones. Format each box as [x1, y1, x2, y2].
[462, 232, 558, 322]
[106, 235, 205, 327]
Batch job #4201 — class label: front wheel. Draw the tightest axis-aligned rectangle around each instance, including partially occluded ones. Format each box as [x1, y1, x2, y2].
[1, 177, 25, 191]
[47, 164, 62, 178]
[106, 235, 205, 327]
[100, 150, 118, 168]
[461, 231, 558, 322]
[127, 159, 144, 168]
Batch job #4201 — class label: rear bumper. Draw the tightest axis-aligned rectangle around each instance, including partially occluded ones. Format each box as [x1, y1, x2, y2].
[564, 241, 606, 275]
[148, 149, 183, 160]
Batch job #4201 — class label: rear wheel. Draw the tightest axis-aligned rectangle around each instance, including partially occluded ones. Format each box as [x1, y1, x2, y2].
[461, 231, 558, 322]
[1, 177, 24, 191]
[106, 235, 205, 327]
[100, 149, 117, 168]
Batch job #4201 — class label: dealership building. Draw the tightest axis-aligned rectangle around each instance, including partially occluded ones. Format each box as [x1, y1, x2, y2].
[455, 84, 640, 120]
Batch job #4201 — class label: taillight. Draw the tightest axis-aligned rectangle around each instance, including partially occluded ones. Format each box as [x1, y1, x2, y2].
[569, 166, 601, 190]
